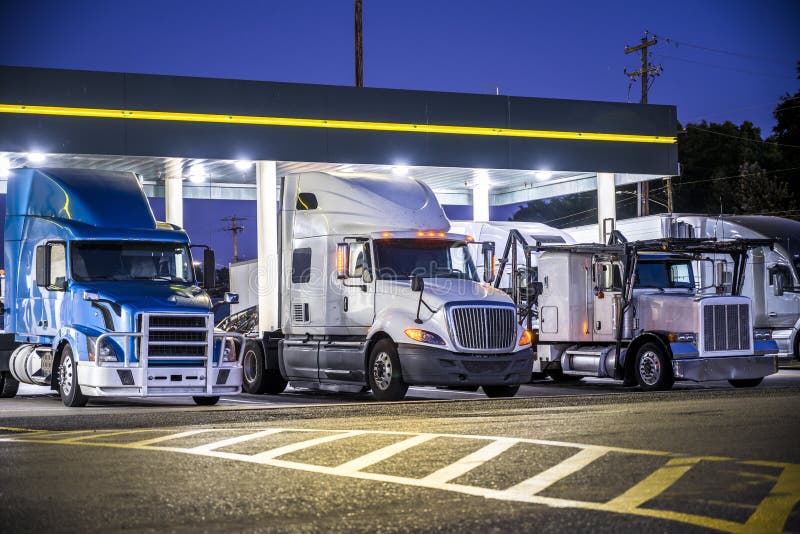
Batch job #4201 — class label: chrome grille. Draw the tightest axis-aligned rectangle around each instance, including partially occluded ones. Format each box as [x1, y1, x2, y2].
[450, 306, 516, 352]
[703, 303, 750, 352]
[141, 314, 211, 365]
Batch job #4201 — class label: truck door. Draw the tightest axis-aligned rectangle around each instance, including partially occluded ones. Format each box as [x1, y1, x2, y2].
[33, 242, 67, 337]
[341, 241, 375, 329]
[767, 263, 799, 328]
[592, 259, 621, 342]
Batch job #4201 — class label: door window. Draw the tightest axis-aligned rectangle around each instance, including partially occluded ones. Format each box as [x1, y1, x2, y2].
[292, 248, 312, 284]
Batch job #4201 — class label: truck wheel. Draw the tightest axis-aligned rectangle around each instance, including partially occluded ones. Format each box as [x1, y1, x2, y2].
[728, 378, 764, 388]
[368, 339, 408, 402]
[193, 396, 220, 406]
[262, 369, 288, 395]
[0, 371, 20, 398]
[58, 345, 89, 407]
[634, 343, 674, 391]
[242, 340, 267, 394]
[482, 385, 520, 398]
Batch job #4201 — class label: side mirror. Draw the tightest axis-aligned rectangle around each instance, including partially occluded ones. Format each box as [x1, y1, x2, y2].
[336, 243, 350, 279]
[411, 275, 424, 292]
[224, 292, 239, 304]
[35, 245, 48, 287]
[481, 242, 496, 284]
[774, 273, 785, 297]
[362, 270, 373, 284]
[202, 248, 216, 289]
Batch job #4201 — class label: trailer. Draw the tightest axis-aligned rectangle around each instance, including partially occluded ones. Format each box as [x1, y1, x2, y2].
[0, 168, 243, 406]
[223, 172, 533, 401]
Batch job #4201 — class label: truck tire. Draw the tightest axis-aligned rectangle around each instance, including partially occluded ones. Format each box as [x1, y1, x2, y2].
[0, 371, 20, 398]
[728, 378, 763, 388]
[193, 396, 220, 406]
[634, 342, 674, 391]
[58, 345, 89, 407]
[368, 339, 408, 402]
[241, 340, 267, 394]
[482, 385, 520, 398]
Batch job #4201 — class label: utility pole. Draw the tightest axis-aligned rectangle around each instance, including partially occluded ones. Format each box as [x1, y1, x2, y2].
[355, 0, 363, 87]
[665, 176, 673, 212]
[625, 31, 662, 217]
[221, 216, 246, 263]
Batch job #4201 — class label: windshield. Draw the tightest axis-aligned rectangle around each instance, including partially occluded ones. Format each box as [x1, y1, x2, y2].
[373, 239, 479, 281]
[71, 242, 195, 283]
[635, 261, 694, 289]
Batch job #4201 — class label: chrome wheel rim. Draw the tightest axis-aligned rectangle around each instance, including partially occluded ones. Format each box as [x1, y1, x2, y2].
[638, 351, 661, 386]
[243, 350, 257, 383]
[373, 352, 393, 391]
[59, 355, 73, 396]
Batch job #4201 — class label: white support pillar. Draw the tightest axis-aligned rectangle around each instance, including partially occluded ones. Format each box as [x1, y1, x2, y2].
[597, 172, 616, 244]
[164, 159, 183, 227]
[256, 160, 279, 333]
[472, 183, 490, 222]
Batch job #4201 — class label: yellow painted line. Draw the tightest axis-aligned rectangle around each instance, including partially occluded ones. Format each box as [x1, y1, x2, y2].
[744, 464, 800, 532]
[505, 446, 609, 496]
[335, 433, 438, 473]
[421, 438, 518, 484]
[0, 103, 677, 144]
[58, 429, 159, 443]
[606, 456, 704, 510]
[0, 426, 48, 434]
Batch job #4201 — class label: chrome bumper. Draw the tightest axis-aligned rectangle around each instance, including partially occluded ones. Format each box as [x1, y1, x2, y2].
[671, 354, 778, 382]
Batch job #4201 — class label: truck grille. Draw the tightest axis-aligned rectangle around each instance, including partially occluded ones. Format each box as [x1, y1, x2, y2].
[450, 306, 516, 352]
[703, 304, 750, 352]
[140, 314, 211, 365]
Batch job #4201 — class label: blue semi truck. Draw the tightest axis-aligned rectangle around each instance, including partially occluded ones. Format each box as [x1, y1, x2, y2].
[0, 168, 243, 407]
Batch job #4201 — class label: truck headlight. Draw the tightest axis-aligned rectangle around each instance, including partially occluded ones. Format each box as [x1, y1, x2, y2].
[519, 329, 534, 346]
[667, 332, 697, 344]
[753, 329, 772, 341]
[87, 336, 118, 363]
[222, 339, 238, 362]
[404, 328, 446, 346]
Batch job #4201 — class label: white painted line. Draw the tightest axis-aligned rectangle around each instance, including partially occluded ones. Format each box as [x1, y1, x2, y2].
[334, 433, 438, 473]
[124, 429, 215, 448]
[190, 429, 285, 452]
[252, 431, 365, 460]
[422, 438, 519, 484]
[504, 446, 609, 496]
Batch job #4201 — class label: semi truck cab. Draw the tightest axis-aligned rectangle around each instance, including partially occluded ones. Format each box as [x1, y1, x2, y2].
[0, 168, 243, 406]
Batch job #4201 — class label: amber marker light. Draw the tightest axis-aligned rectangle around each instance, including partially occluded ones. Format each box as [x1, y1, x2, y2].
[519, 329, 534, 346]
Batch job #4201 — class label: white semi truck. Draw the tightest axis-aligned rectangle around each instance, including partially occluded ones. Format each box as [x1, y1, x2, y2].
[531, 234, 779, 390]
[224, 172, 533, 401]
[568, 215, 800, 361]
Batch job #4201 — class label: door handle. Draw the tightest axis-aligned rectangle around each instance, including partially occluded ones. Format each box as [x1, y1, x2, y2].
[344, 296, 349, 312]
[768, 312, 777, 317]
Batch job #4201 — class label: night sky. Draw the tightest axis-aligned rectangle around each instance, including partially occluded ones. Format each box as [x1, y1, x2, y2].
[1, 1, 798, 266]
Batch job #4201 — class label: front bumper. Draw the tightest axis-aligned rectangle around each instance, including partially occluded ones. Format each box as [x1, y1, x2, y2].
[77, 363, 242, 397]
[397, 343, 532, 386]
[671, 354, 778, 382]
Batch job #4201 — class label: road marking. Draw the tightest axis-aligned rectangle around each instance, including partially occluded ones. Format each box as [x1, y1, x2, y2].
[336, 433, 438, 473]
[3, 426, 798, 533]
[422, 438, 518, 484]
[505, 446, 609, 496]
[124, 429, 215, 448]
[252, 430, 365, 460]
[744, 463, 800, 532]
[190, 429, 285, 452]
[606, 456, 704, 510]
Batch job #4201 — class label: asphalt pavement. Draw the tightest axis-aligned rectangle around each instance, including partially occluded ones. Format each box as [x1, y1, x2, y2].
[1, 374, 799, 532]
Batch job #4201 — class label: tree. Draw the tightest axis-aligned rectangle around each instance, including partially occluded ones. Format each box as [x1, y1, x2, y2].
[735, 162, 793, 215]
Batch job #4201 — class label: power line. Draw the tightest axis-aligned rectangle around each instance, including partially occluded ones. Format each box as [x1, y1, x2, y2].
[651, 33, 796, 67]
[684, 124, 800, 149]
[673, 166, 800, 188]
[653, 52, 795, 80]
